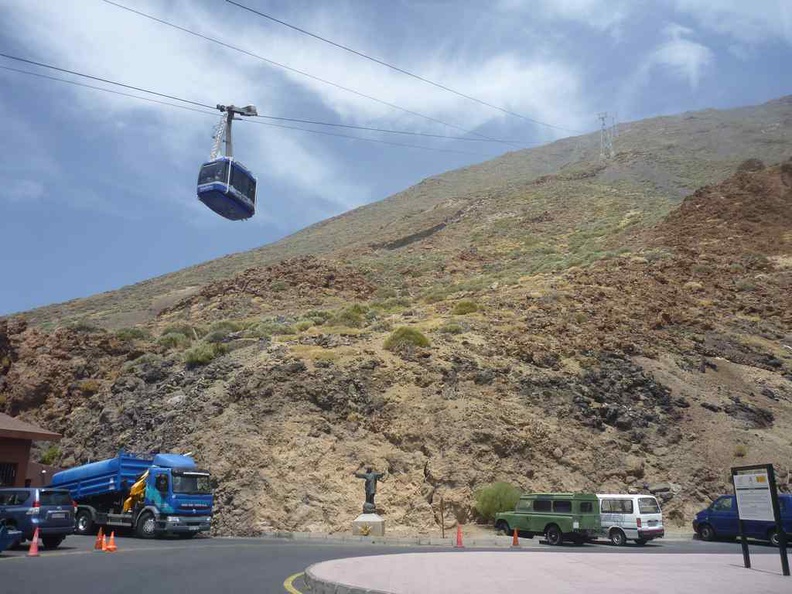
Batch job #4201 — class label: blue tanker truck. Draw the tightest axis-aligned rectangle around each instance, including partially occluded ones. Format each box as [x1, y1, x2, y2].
[50, 451, 213, 539]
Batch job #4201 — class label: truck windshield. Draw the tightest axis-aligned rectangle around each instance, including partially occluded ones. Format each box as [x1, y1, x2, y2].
[172, 473, 211, 495]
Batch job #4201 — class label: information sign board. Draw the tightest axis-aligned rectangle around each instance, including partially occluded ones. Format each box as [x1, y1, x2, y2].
[733, 469, 775, 522]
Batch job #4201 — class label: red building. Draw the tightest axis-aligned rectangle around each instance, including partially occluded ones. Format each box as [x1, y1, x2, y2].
[0, 413, 61, 487]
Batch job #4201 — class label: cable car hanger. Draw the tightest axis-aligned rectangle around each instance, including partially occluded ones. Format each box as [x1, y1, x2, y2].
[196, 104, 259, 221]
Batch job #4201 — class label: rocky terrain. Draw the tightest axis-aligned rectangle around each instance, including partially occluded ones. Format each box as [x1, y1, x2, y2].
[1, 97, 791, 535]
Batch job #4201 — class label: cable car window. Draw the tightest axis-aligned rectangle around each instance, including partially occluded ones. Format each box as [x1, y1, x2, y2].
[230, 166, 256, 203]
[198, 161, 228, 185]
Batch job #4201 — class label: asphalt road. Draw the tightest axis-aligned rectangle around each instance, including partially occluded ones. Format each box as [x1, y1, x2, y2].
[0, 535, 784, 594]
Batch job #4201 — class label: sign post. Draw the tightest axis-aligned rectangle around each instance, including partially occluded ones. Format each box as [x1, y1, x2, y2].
[731, 463, 789, 577]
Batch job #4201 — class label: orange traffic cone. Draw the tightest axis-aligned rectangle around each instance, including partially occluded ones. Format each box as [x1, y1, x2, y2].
[27, 527, 40, 557]
[454, 524, 464, 549]
[511, 528, 520, 548]
[101, 533, 108, 552]
[94, 527, 104, 550]
[106, 531, 117, 553]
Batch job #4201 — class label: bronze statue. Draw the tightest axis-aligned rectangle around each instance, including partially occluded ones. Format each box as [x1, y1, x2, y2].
[354, 466, 386, 513]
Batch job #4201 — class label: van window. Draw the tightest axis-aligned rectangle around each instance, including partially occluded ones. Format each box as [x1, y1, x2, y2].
[553, 500, 572, 513]
[40, 491, 73, 506]
[580, 501, 593, 513]
[712, 497, 733, 512]
[638, 497, 660, 514]
[602, 499, 633, 513]
[534, 500, 551, 512]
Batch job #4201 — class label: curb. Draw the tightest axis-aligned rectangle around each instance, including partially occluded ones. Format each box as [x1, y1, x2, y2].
[304, 563, 393, 594]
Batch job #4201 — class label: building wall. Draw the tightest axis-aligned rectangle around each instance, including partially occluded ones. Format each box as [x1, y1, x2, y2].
[0, 437, 32, 487]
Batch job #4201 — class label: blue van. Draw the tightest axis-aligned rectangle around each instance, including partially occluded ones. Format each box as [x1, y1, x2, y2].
[693, 494, 792, 546]
[0, 488, 75, 549]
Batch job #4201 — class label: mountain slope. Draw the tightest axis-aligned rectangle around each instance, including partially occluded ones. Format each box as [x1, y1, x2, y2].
[1, 155, 790, 535]
[18, 96, 792, 329]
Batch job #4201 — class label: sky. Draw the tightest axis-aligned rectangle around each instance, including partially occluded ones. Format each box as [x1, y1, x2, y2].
[0, 0, 790, 316]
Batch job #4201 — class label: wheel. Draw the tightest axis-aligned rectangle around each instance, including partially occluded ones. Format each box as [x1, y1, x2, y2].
[75, 510, 94, 535]
[698, 524, 715, 542]
[41, 536, 64, 550]
[634, 539, 648, 546]
[135, 512, 156, 539]
[609, 529, 626, 546]
[545, 524, 563, 546]
[494, 520, 510, 536]
[769, 529, 781, 547]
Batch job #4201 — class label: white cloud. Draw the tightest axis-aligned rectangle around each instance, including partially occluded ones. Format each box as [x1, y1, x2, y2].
[498, 0, 631, 34]
[672, 0, 792, 46]
[646, 23, 714, 89]
[2, 179, 45, 203]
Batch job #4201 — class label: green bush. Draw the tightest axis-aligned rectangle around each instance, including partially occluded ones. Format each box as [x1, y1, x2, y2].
[438, 323, 464, 334]
[69, 320, 101, 333]
[162, 323, 205, 339]
[384, 327, 430, 351]
[244, 320, 295, 338]
[40, 445, 61, 466]
[183, 343, 227, 367]
[734, 444, 748, 458]
[203, 330, 228, 343]
[452, 300, 479, 315]
[157, 332, 191, 349]
[423, 289, 448, 304]
[304, 310, 333, 326]
[295, 320, 314, 332]
[474, 482, 522, 522]
[330, 308, 365, 328]
[209, 320, 246, 334]
[114, 327, 150, 341]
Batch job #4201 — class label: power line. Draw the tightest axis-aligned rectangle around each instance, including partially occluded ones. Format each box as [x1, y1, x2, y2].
[0, 59, 494, 156]
[101, 0, 522, 148]
[226, 0, 584, 134]
[0, 64, 216, 117]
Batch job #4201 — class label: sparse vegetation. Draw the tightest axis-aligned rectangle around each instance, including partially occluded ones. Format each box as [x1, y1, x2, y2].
[384, 327, 430, 351]
[40, 445, 61, 466]
[295, 320, 314, 332]
[438, 322, 465, 334]
[114, 327, 150, 341]
[183, 343, 227, 366]
[78, 379, 101, 394]
[452, 300, 479, 315]
[475, 482, 521, 522]
[329, 306, 366, 328]
[734, 444, 748, 458]
[157, 332, 191, 349]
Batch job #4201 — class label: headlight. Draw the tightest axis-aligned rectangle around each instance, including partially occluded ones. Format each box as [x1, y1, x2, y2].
[166, 516, 181, 523]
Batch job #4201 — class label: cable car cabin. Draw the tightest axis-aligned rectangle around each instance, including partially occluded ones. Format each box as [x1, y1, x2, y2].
[197, 157, 256, 220]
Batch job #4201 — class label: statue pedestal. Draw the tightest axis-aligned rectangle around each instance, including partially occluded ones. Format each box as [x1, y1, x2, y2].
[352, 513, 385, 536]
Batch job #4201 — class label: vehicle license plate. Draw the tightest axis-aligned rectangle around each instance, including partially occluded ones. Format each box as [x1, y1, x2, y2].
[189, 526, 200, 531]
[51, 513, 66, 519]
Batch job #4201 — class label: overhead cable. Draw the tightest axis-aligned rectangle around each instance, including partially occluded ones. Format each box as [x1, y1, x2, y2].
[0, 59, 493, 156]
[226, 0, 584, 134]
[101, 0, 523, 148]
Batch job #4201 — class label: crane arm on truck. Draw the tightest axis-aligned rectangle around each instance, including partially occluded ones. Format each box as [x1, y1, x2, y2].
[123, 470, 149, 513]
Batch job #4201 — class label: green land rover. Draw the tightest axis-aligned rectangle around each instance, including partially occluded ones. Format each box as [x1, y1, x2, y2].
[494, 493, 601, 545]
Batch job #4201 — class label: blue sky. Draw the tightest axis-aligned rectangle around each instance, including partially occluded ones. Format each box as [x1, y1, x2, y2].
[0, 0, 790, 316]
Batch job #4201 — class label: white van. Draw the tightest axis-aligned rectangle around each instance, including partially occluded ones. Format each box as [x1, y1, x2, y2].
[596, 494, 664, 546]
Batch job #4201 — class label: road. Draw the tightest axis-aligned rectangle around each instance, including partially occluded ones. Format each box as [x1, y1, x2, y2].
[0, 534, 783, 594]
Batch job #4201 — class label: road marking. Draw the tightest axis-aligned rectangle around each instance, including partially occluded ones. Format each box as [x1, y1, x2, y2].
[283, 572, 305, 594]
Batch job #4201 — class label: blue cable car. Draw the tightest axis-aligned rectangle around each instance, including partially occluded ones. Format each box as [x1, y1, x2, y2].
[197, 104, 258, 221]
[197, 156, 256, 221]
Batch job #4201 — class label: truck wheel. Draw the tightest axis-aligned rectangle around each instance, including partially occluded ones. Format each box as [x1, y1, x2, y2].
[494, 521, 510, 535]
[42, 536, 64, 550]
[698, 524, 715, 542]
[609, 529, 626, 546]
[769, 529, 781, 547]
[75, 510, 94, 535]
[135, 512, 156, 539]
[545, 524, 563, 546]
